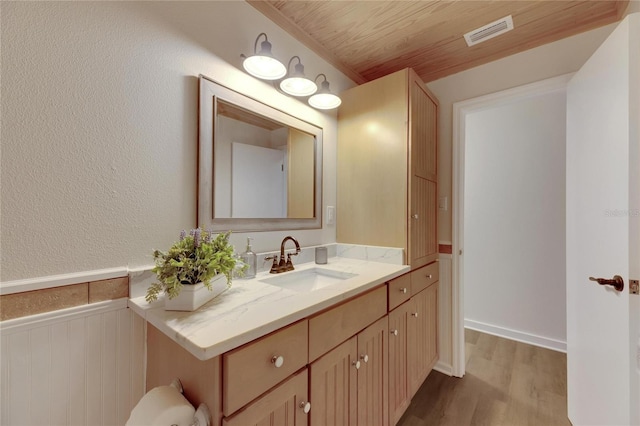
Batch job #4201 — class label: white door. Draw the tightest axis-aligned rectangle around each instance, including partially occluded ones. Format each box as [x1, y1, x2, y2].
[566, 14, 639, 426]
[231, 142, 286, 218]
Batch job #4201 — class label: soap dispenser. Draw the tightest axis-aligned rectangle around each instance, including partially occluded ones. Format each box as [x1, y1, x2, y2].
[240, 237, 257, 279]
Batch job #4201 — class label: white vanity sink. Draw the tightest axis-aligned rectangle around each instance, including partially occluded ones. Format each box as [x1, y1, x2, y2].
[259, 268, 358, 293]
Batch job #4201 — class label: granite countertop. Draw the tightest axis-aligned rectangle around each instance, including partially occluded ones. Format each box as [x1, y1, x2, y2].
[128, 257, 409, 361]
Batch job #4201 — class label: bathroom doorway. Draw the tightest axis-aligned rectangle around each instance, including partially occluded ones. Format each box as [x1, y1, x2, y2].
[451, 74, 571, 376]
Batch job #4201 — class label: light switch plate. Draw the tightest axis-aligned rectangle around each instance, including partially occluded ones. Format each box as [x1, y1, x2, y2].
[326, 206, 335, 225]
[439, 196, 448, 211]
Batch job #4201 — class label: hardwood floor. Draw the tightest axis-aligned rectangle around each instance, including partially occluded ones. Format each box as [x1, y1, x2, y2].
[397, 329, 571, 426]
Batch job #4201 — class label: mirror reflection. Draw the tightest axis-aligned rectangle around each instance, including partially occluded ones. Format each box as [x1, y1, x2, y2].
[214, 101, 315, 219]
[198, 75, 323, 232]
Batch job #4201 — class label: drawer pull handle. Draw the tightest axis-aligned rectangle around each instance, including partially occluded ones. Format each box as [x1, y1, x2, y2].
[391, 329, 399, 336]
[360, 354, 369, 363]
[399, 287, 407, 294]
[271, 355, 284, 368]
[300, 401, 311, 414]
[412, 214, 419, 219]
[411, 312, 419, 318]
[426, 274, 433, 279]
[353, 360, 361, 370]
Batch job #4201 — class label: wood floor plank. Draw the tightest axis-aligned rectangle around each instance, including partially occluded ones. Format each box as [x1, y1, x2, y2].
[397, 330, 570, 426]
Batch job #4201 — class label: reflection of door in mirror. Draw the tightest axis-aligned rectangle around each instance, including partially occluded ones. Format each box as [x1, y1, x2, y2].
[214, 104, 288, 218]
[214, 99, 315, 219]
[231, 142, 286, 218]
[287, 129, 315, 218]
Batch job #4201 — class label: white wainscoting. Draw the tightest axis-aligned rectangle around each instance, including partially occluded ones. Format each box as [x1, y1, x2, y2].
[434, 254, 454, 376]
[0, 300, 145, 425]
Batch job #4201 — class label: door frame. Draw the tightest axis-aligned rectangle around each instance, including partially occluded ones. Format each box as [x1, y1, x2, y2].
[450, 73, 573, 377]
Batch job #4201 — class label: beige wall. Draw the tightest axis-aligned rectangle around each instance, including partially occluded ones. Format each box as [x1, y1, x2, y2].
[626, 1, 640, 15]
[1, 2, 354, 281]
[427, 23, 617, 242]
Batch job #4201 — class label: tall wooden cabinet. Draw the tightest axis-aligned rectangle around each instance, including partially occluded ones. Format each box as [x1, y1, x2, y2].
[337, 68, 438, 269]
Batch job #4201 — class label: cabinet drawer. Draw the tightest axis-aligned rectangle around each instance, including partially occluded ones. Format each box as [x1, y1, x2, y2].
[223, 368, 309, 426]
[410, 262, 439, 295]
[223, 320, 308, 415]
[309, 285, 386, 362]
[388, 273, 411, 311]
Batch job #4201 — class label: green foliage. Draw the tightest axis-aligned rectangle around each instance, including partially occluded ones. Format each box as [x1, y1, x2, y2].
[145, 229, 246, 303]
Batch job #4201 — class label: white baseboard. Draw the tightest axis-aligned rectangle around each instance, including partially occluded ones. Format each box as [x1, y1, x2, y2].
[465, 319, 566, 353]
[433, 360, 454, 377]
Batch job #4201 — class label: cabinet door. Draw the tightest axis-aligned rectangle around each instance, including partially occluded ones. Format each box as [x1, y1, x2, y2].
[409, 176, 437, 268]
[337, 69, 408, 250]
[357, 316, 389, 426]
[223, 369, 309, 426]
[407, 283, 439, 397]
[388, 305, 410, 426]
[310, 337, 358, 426]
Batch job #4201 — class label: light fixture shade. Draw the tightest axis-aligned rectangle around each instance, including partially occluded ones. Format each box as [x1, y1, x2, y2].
[242, 36, 286, 80]
[281, 77, 318, 96]
[308, 79, 341, 109]
[309, 93, 342, 109]
[280, 61, 317, 96]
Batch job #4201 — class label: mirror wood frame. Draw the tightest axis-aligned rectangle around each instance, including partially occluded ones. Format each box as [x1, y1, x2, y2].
[198, 75, 323, 232]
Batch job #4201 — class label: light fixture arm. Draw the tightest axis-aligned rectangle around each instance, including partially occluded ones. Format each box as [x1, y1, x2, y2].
[314, 73, 328, 85]
[254, 33, 269, 54]
[286, 56, 302, 72]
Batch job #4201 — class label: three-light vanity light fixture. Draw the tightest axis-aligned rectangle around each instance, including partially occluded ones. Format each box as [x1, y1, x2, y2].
[241, 33, 342, 110]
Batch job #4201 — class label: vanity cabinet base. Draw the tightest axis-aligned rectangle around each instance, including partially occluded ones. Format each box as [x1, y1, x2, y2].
[146, 324, 223, 426]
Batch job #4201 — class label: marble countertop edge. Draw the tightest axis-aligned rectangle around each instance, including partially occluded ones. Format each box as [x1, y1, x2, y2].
[128, 258, 409, 361]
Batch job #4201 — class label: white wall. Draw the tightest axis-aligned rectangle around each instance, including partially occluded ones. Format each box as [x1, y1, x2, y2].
[1, 1, 354, 282]
[427, 23, 617, 243]
[464, 89, 567, 350]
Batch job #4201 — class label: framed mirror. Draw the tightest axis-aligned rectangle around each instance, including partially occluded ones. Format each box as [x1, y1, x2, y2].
[198, 75, 323, 232]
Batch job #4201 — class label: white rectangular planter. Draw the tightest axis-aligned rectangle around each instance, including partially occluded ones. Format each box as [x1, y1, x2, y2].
[164, 274, 229, 311]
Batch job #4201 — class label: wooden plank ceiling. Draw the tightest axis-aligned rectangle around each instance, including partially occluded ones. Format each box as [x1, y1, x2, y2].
[248, 0, 627, 84]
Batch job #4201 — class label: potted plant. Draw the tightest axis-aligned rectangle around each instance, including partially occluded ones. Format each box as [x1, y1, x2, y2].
[145, 228, 245, 311]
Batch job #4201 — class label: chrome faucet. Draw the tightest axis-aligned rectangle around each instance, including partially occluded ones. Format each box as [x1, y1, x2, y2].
[267, 236, 301, 274]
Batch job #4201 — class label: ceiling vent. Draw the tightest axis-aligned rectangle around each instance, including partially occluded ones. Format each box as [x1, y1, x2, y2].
[464, 15, 514, 47]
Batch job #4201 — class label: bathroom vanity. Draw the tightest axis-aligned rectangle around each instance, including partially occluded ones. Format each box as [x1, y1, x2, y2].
[129, 257, 439, 426]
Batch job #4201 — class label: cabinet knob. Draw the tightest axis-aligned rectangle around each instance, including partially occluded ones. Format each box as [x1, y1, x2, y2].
[299, 401, 311, 414]
[391, 329, 399, 336]
[353, 360, 361, 370]
[412, 214, 419, 219]
[426, 274, 432, 279]
[399, 287, 407, 294]
[271, 355, 284, 368]
[360, 354, 369, 363]
[411, 312, 419, 318]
